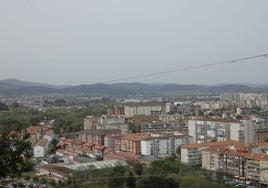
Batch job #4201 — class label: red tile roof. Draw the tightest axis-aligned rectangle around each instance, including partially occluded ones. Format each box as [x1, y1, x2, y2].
[105, 151, 141, 161]
[181, 140, 244, 149]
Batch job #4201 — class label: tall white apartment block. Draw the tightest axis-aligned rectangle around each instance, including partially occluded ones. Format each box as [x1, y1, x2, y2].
[188, 118, 255, 144]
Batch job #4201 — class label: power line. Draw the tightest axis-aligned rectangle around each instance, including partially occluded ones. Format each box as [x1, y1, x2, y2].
[105, 53, 268, 83]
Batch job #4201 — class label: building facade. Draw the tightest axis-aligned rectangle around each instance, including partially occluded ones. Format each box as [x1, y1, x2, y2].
[84, 116, 95, 130]
[107, 106, 124, 116]
[120, 134, 150, 154]
[124, 104, 162, 118]
[181, 140, 242, 167]
[34, 138, 49, 158]
[79, 129, 120, 145]
[188, 118, 255, 144]
[141, 135, 193, 158]
[141, 122, 174, 134]
[202, 145, 268, 187]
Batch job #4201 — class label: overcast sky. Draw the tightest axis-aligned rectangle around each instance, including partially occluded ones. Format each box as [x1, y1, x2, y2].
[0, 0, 268, 85]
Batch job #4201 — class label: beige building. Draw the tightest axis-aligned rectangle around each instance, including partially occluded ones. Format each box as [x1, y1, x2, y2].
[202, 144, 268, 187]
[84, 116, 95, 130]
[181, 140, 242, 167]
[124, 104, 162, 118]
[202, 143, 247, 176]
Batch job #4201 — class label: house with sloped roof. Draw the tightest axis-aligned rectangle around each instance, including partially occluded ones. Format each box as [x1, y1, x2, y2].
[34, 138, 49, 158]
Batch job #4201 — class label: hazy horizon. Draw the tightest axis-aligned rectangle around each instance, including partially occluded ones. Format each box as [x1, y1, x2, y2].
[1, 78, 268, 87]
[1, 1, 268, 85]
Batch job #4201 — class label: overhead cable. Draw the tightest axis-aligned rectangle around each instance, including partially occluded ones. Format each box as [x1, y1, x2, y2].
[104, 53, 268, 83]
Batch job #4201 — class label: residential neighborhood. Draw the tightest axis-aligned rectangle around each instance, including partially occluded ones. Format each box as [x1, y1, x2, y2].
[1, 91, 268, 187]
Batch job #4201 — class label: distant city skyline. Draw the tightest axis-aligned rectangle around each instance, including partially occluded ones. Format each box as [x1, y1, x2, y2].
[1, 1, 268, 85]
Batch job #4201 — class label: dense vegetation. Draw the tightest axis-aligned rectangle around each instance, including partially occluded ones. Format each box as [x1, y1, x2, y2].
[0, 101, 110, 135]
[0, 134, 34, 177]
[72, 156, 234, 188]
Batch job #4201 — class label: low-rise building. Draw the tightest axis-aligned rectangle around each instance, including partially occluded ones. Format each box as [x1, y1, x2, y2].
[24, 125, 42, 145]
[43, 130, 55, 142]
[132, 114, 160, 125]
[34, 138, 49, 158]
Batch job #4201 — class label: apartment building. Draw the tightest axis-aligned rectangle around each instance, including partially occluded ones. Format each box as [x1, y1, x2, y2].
[132, 114, 160, 125]
[195, 101, 223, 110]
[96, 115, 125, 126]
[159, 114, 186, 132]
[256, 128, 268, 143]
[124, 103, 162, 118]
[141, 122, 174, 134]
[79, 129, 120, 145]
[107, 106, 124, 116]
[220, 93, 240, 104]
[248, 142, 268, 156]
[120, 134, 150, 154]
[202, 144, 268, 186]
[188, 118, 255, 143]
[84, 116, 95, 130]
[240, 93, 268, 108]
[141, 135, 193, 158]
[181, 140, 241, 167]
[104, 135, 121, 151]
[202, 143, 248, 175]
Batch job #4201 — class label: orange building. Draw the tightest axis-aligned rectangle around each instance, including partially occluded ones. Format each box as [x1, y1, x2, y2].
[256, 129, 268, 143]
[107, 106, 124, 116]
[120, 134, 150, 154]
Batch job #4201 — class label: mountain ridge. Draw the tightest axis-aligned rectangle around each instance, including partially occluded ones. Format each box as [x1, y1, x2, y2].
[0, 78, 268, 97]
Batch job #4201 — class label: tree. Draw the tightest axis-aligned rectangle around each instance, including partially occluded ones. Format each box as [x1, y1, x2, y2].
[108, 166, 126, 188]
[137, 176, 178, 188]
[133, 162, 143, 176]
[33, 176, 39, 182]
[126, 171, 136, 188]
[24, 175, 31, 181]
[96, 155, 103, 161]
[49, 180, 56, 187]
[0, 102, 8, 111]
[54, 99, 66, 106]
[40, 177, 48, 184]
[21, 159, 35, 172]
[0, 135, 33, 177]
[176, 146, 181, 155]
